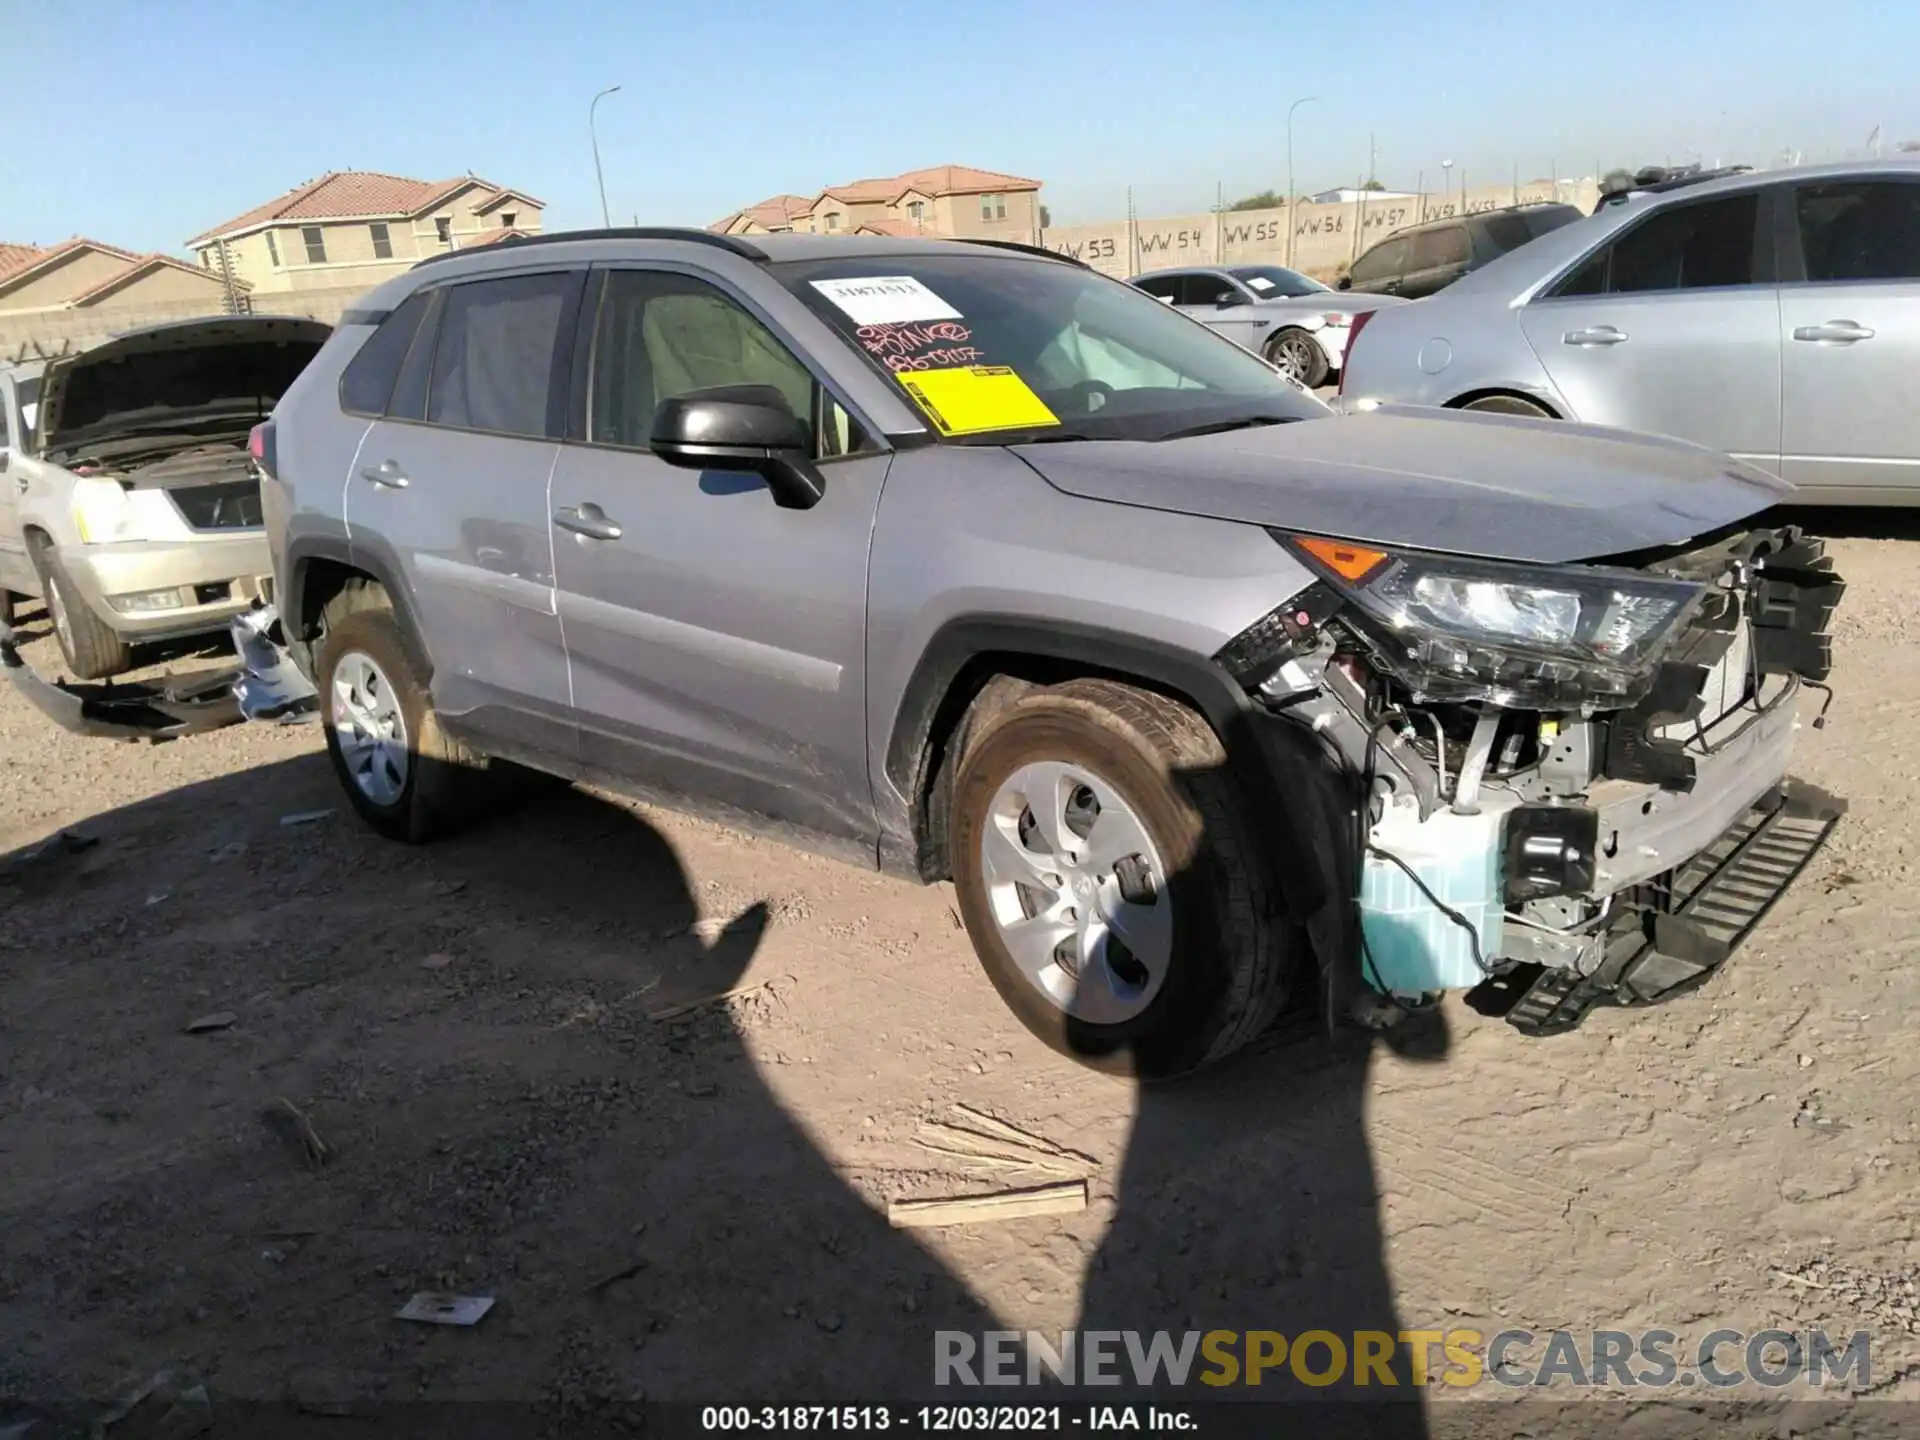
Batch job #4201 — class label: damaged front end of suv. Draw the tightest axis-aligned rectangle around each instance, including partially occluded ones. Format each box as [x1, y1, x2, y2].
[1218, 521, 1845, 1034]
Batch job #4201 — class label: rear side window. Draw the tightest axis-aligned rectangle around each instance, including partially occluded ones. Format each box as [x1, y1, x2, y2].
[1350, 235, 1410, 283]
[1412, 226, 1470, 270]
[1477, 212, 1535, 254]
[1554, 193, 1759, 296]
[425, 270, 584, 439]
[339, 290, 431, 416]
[1796, 181, 1920, 282]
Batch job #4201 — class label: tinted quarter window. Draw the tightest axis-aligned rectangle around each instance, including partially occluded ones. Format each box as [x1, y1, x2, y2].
[1558, 193, 1759, 296]
[1412, 225, 1470, 269]
[339, 290, 432, 416]
[425, 270, 583, 439]
[589, 270, 818, 451]
[1796, 181, 1920, 282]
[1350, 235, 1410, 283]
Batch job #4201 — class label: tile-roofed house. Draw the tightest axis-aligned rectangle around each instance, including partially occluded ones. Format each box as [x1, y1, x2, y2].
[185, 169, 547, 296]
[0, 236, 244, 327]
[713, 164, 1043, 240]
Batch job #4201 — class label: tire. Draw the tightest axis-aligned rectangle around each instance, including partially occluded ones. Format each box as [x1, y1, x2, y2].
[947, 678, 1299, 1079]
[1265, 327, 1330, 389]
[316, 583, 495, 843]
[1459, 394, 1552, 418]
[31, 544, 132, 680]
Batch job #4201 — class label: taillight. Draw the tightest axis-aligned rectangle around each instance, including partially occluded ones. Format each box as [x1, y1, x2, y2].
[248, 421, 276, 480]
[1336, 311, 1378, 398]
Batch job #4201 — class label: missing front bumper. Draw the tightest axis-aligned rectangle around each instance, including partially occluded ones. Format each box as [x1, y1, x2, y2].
[0, 604, 318, 743]
[1470, 778, 1846, 1036]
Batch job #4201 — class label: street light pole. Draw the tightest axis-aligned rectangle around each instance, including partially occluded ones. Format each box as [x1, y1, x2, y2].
[1285, 95, 1317, 267]
[590, 85, 622, 228]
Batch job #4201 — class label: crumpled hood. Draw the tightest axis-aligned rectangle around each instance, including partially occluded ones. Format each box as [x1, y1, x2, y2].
[1012, 404, 1793, 564]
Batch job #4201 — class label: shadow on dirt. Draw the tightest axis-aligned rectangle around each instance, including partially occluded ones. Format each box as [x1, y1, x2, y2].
[0, 713, 1441, 1435]
[1774, 503, 1920, 544]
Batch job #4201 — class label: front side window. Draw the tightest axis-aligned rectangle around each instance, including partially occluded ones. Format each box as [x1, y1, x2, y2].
[425, 270, 582, 439]
[1175, 274, 1236, 306]
[779, 252, 1323, 444]
[1795, 181, 1920, 282]
[369, 222, 393, 260]
[1554, 192, 1759, 297]
[1130, 275, 1182, 302]
[301, 226, 327, 264]
[589, 271, 870, 459]
[1412, 226, 1470, 270]
[1349, 235, 1410, 283]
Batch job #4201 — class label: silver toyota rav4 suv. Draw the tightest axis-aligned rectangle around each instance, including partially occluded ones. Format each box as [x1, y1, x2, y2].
[248, 228, 1845, 1076]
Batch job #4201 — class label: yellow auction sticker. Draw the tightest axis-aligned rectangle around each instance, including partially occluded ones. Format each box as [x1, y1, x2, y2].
[894, 365, 1060, 436]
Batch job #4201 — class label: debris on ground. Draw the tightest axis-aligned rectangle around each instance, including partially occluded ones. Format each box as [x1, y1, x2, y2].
[261, 1097, 332, 1171]
[0, 829, 98, 877]
[888, 1179, 1089, 1229]
[583, 1259, 646, 1298]
[646, 975, 787, 1023]
[88, 1368, 211, 1438]
[915, 1118, 1093, 1178]
[277, 808, 335, 828]
[419, 952, 456, 971]
[395, 1293, 495, 1327]
[183, 1012, 237, 1034]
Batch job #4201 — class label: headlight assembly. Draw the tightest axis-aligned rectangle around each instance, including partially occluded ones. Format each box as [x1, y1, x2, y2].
[1280, 533, 1706, 708]
[70, 477, 145, 545]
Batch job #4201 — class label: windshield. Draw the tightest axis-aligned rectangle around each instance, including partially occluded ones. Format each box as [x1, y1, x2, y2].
[775, 253, 1326, 444]
[1228, 265, 1328, 298]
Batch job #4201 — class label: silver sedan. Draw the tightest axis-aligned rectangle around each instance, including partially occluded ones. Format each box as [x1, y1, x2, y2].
[1337, 158, 1920, 504]
[1128, 264, 1406, 388]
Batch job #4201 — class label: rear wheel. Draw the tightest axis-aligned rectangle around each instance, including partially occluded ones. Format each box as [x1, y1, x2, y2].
[316, 584, 495, 843]
[1265, 327, 1330, 389]
[31, 544, 132, 680]
[1459, 394, 1553, 418]
[947, 679, 1299, 1079]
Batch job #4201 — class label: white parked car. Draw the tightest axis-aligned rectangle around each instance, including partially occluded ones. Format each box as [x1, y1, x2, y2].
[1128, 264, 1406, 387]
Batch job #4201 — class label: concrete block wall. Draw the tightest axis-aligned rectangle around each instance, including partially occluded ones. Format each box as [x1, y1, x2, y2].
[0, 285, 368, 359]
[1039, 179, 1602, 280]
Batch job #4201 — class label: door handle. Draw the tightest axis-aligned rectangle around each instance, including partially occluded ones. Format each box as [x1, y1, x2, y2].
[12, 476, 24, 496]
[361, 459, 409, 489]
[1792, 320, 1874, 344]
[1564, 325, 1627, 346]
[553, 503, 623, 542]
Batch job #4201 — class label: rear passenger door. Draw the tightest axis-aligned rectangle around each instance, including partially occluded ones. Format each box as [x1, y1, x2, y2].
[1516, 189, 1782, 471]
[1777, 176, 1920, 499]
[546, 266, 888, 853]
[345, 268, 584, 757]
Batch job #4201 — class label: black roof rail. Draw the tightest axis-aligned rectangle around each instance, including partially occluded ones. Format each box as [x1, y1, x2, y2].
[956, 237, 1088, 268]
[410, 227, 769, 270]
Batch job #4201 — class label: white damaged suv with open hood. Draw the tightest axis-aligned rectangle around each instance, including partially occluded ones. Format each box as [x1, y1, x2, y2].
[0, 315, 329, 678]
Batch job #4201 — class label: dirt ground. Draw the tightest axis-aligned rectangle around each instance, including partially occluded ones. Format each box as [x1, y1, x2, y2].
[2, 510, 1918, 1436]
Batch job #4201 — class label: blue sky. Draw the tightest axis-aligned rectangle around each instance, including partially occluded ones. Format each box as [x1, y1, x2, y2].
[8, 0, 1917, 253]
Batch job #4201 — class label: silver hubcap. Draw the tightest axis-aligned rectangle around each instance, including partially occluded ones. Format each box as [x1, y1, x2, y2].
[330, 650, 410, 806]
[979, 761, 1172, 1025]
[1272, 332, 1316, 381]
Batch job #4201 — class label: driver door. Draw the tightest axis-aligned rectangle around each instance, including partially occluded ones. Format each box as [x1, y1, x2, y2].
[1174, 273, 1262, 350]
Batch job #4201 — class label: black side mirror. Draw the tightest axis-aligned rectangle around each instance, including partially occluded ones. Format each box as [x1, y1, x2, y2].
[650, 385, 824, 511]
[1336, 275, 1353, 291]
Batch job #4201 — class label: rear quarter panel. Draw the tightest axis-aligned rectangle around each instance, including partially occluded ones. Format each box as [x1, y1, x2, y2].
[266, 324, 373, 618]
[1341, 294, 1567, 412]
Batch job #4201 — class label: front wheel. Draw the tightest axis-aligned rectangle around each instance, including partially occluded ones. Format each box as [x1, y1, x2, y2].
[1264, 328, 1330, 389]
[947, 679, 1299, 1079]
[31, 546, 131, 680]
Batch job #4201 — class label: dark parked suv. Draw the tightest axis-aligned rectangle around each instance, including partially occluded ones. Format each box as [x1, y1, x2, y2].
[1339, 203, 1584, 299]
[236, 227, 1841, 1075]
